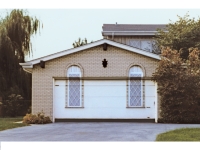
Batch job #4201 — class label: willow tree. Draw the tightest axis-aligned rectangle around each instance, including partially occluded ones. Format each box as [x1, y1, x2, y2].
[3, 9, 41, 62]
[0, 9, 41, 99]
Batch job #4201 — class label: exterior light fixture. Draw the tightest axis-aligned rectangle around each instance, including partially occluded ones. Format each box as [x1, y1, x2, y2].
[40, 60, 45, 68]
[103, 43, 107, 51]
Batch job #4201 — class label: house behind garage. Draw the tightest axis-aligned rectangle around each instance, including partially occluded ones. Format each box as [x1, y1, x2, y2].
[20, 24, 166, 122]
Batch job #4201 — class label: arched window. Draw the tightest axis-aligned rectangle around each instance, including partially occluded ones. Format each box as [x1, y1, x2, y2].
[67, 66, 81, 107]
[129, 66, 143, 107]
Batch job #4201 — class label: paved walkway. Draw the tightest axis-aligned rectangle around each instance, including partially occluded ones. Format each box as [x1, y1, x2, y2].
[1, 122, 200, 141]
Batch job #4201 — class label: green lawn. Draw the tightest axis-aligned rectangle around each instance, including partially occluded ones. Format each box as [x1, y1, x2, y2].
[0, 117, 29, 131]
[156, 128, 200, 141]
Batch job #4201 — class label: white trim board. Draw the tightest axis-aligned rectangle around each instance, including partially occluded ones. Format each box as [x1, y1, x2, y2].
[19, 39, 161, 69]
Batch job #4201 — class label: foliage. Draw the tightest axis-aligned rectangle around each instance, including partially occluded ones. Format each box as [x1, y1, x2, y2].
[2, 94, 23, 117]
[155, 13, 200, 59]
[0, 117, 29, 131]
[0, 9, 41, 100]
[23, 112, 52, 124]
[27, 106, 32, 114]
[1, 94, 31, 117]
[153, 47, 200, 123]
[156, 128, 200, 141]
[73, 38, 88, 48]
[72, 38, 93, 48]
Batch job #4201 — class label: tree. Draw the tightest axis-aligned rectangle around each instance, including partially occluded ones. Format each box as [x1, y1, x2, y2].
[155, 13, 200, 59]
[2, 9, 41, 62]
[0, 9, 41, 100]
[153, 47, 200, 123]
[72, 38, 87, 48]
[72, 38, 93, 48]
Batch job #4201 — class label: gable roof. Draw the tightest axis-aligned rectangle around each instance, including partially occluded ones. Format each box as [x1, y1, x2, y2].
[102, 24, 167, 36]
[19, 39, 161, 71]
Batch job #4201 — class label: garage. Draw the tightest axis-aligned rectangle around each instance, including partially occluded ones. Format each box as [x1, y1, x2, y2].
[20, 39, 160, 122]
[53, 79, 156, 120]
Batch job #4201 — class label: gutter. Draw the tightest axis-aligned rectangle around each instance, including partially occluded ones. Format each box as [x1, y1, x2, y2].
[102, 31, 168, 36]
[22, 68, 32, 73]
[19, 62, 33, 73]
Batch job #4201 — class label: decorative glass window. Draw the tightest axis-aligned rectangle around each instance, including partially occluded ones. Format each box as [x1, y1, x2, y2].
[129, 40, 140, 49]
[128, 40, 153, 52]
[129, 66, 143, 107]
[67, 66, 81, 107]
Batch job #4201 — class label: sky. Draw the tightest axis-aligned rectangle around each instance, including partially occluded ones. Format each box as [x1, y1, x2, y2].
[1, 1, 200, 61]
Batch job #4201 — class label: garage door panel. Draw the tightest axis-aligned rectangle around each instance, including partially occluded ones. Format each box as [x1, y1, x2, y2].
[84, 86, 125, 96]
[84, 80, 126, 108]
[54, 81, 66, 117]
[84, 81, 125, 97]
[85, 97, 126, 108]
[145, 82, 156, 97]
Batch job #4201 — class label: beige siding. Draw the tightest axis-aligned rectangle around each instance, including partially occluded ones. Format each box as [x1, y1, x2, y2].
[106, 36, 153, 45]
[32, 45, 159, 119]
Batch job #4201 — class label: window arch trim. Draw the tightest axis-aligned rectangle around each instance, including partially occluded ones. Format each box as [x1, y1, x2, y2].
[126, 63, 146, 77]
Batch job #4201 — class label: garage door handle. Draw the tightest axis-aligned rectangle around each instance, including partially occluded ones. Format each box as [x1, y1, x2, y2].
[146, 107, 150, 108]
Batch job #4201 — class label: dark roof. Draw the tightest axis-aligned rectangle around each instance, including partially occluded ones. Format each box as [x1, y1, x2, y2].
[102, 24, 167, 32]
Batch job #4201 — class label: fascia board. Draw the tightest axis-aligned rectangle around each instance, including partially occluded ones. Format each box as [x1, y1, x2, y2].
[23, 66, 33, 69]
[19, 63, 32, 66]
[24, 39, 108, 65]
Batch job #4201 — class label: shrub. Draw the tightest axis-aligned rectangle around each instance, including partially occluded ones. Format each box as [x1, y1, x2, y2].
[1, 94, 31, 117]
[153, 48, 200, 123]
[23, 112, 52, 124]
[2, 94, 23, 117]
[27, 106, 31, 114]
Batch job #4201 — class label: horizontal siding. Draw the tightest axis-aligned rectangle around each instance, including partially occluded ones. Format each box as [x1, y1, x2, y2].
[107, 36, 153, 46]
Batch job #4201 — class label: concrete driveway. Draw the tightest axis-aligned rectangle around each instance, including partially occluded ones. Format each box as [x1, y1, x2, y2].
[1, 122, 200, 141]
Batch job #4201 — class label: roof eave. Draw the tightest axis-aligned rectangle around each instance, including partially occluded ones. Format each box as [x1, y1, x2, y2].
[20, 39, 161, 67]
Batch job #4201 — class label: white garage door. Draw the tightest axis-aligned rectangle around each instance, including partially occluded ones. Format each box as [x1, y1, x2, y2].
[54, 80, 156, 119]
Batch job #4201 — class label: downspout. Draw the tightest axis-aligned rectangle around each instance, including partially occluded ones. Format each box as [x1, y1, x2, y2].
[112, 32, 114, 40]
[52, 78, 55, 122]
[155, 82, 158, 123]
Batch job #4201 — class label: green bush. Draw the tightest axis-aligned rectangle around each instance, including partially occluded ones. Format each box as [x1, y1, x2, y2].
[153, 48, 200, 123]
[1, 94, 31, 117]
[23, 112, 52, 124]
[2, 94, 23, 117]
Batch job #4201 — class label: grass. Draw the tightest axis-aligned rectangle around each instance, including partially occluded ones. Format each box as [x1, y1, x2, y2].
[156, 128, 200, 141]
[0, 117, 30, 131]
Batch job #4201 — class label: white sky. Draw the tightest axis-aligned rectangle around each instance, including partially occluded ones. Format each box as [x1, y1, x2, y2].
[1, 1, 200, 61]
